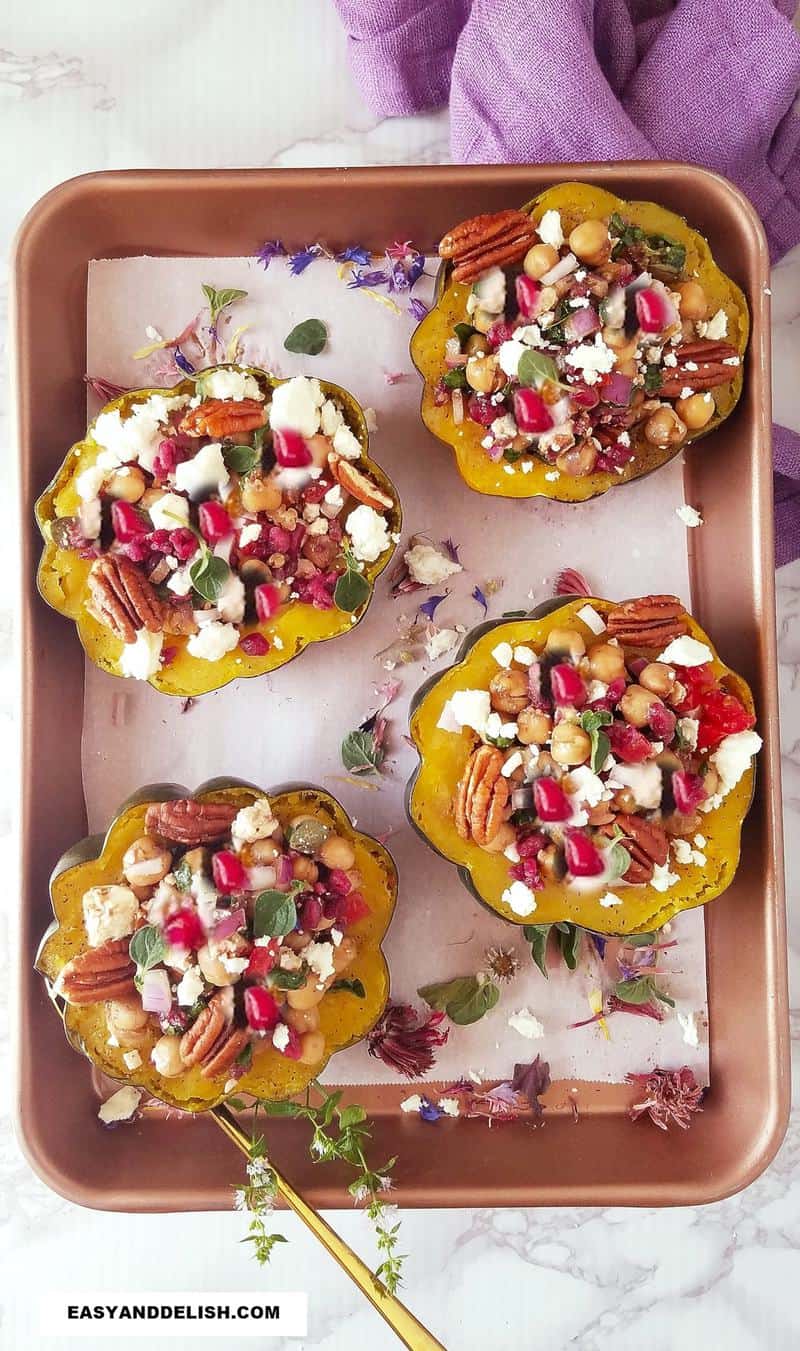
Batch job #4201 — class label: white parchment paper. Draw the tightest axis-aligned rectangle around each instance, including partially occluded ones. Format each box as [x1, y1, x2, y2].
[83, 255, 708, 1086]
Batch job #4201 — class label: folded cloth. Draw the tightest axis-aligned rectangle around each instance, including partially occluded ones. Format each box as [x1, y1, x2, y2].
[334, 0, 800, 565]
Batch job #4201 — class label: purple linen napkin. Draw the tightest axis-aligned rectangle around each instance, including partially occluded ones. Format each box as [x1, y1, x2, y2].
[334, 0, 800, 565]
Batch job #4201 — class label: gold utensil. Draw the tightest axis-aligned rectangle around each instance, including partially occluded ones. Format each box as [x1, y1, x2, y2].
[213, 1105, 446, 1351]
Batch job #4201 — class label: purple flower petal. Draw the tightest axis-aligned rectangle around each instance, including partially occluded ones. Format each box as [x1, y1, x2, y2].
[418, 592, 449, 621]
[441, 538, 460, 563]
[173, 347, 195, 376]
[336, 245, 372, 266]
[256, 239, 286, 270]
[347, 268, 391, 290]
[471, 585, 488, 615]
[418, 1097, 444, 1122]
[406, 254, 426, 288]
[408, 297, 429, 322]
[288, 245, 322, 276]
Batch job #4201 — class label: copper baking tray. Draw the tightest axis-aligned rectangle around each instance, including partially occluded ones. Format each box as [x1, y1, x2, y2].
[12, 164, 788, 1211]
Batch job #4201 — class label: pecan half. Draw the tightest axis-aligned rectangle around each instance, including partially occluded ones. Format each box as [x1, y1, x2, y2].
[439, 209, 536, 283]
[603, 815, 669, 884]
[59, 938, 137, 1005]
[180, 398, 266, 439]
[180, 993, 249, 1078]
[657, 340, 741, 398]
[606, 595, 688, 649]
[454, 745, 510, 846]
[161, 598, 198, 636]
[87, 555, 164, 644]
[328, 453, 394, 512]
[145, 797, 238, 845]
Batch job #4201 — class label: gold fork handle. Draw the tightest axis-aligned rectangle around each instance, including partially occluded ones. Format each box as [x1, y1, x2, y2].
[212, 1105, 446, 1351]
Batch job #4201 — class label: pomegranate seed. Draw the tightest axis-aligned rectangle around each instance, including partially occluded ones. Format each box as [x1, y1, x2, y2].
[161, 645, 177, 667]
[212, 850, 247, 893]
[672, 770, 707, 815]
[244, 986, 282, 1032]
[273, 428, 313, 468]
[571, 384, 600, 410]
[240, 632, 270, 657]
[550, 663, 587, 707]
[649, 701, 676, 742]
[326, 868, 352, 895]
[527, 660, 552, 711]
[628, 657, 648, 678]
[635, 286, 675, 334]
[607, 722, 652, 763]
[696, 689, 755, 752]
[513, 388, 554, 434]
[164, 908, 205, 950]
[268, 524, 293, 553]
[169, 527, 200, 561]
[509, 857, 544, 889]
[246, 941, 280, 978]
[198, 500, 233, 544]
[255, 583, 282, 622]
[334, 890, 370, 927]
[486, 320, 515, 349]
[467, 393, 497, 426]
[516, 274, 541, 318]
[517, 831, 548, 859]
[534, 777, 572, 822]
[564, 830, 605, 877]
[280, 1024, 303, 1060]
[111, 500, 148, 543]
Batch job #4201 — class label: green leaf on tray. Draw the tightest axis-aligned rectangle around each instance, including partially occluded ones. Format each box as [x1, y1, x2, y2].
[334, 567, 371, 614]
[417, 974, 499, 1026]
[340, 728, 383, 775]
[284, 318, 328, 356]
[201, 283, 248, 326]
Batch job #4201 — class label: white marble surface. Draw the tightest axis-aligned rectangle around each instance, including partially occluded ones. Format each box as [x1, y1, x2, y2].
[1, 3, 799, 1347]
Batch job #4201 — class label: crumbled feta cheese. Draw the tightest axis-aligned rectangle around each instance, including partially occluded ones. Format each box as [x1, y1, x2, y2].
[92, 394, 188, 473]
[585, 679, 608, 702]
[320, 398, 345, 437]
[151, 1040, 181, 1076]
[174, 442, 230, 502]
[697, 308, 728, 340]
[679, 386, 695, 400]
[513, 645, 535, 666]
[78, 498, 102, 539]
[504, 842, 521, 864]
[201, 368, 263, 402]
[657, 634, 713, 666]
[346, 504, 391, 563]
[400, 1094, 422, 1114]
[676, 503, 703, 528]
[694, 834, 706, 848]
[269, 375, 324, 437]
[472, 266, 506, 314]
[672, 838, 694, 866]
[438, 689, 491, 737]
[216, 572, 246, 624]
[119, 630, 164, 680]
[497, 340, 526, 378]
[272, 1023, 291, 1052]
[567, 765, 606, 809]
[599, 892, 623, 908]
[544, 469, 560, 481]
[663, 352, 678, 367]
[239, 522, 262, 548]
[710, 730, 762, 800]
[612, 761, 663, 810]
[330, 928, 343, 947]
[363, 406, 378, 433]
[678, 1010, 700, 1047]
[501, 879, 538, 917]
[491, 413, 518, 441]
[76, 464, 107, 501]
[176, 965, 205, 1007]
[492, 641, 513, 668]
[279, 950, 303, 972]
[677, 717, 699, 750]
[650, 862, 680, 892]
[425, 627, 461, 661]
[192, 871, 221, 930]
[166, 568, 192, 597]
[438, 1096, 460, 1117]
[322, 484, 344, 516]
[501, 751, 523, 777]
[405, 543, 462, 586]
[186, 621, 240, 662]
[305, 516, 329, 537]
[98, 1085, 142, 1124]
[332, 422, 362, 460]
[576, 603, 606, 635]
[564, 334, 616, 384]
[537, 209, 564, 250]
[232, 798, 277, 846]
[82, 884, 138, 947]
[305, 940, 336, 985]
[515, 323, 544, 348]
[508, 1008, 545, 1039]
[122, 1050, 142, 1071]
[521, 460, 533, 473]
[146, 491, 189, 531]
[220, 954, 250, 975]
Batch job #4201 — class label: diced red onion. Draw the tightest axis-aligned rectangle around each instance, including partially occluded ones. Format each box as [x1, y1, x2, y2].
[452, 389, 464, 425]
[602, 372, 633, 406]
[565, 305, 600, 341]
[540, 252, 578, 286]
[212, 906, 247, 941]
[244, 865, 277, 893]
[444, 353, 468, 368]
[276, 854, 294, 885]
[141, 967, 172, 1015]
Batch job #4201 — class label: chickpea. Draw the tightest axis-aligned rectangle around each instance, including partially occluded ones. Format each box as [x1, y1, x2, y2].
[676, 280, 707, 320]
[465, 355, 500, 395]
[151, 1034, 184, 1078]
[703, 765, 721, 797]
[489, 668, 529, 715]
[298, 1031, 327, 1066]
[286, 975, 326, 1010]
[479, 821, 517, 855]
[284, 1005, 320, 1033]
[620, 684, 661, 728]
[247, 838, 281, 866]
[122, 836, 173, 889]
[320, 834, 356, 871]
[105, 465, 146, 503]
[587, 643, 627, 682]
[332, 936, 358, 974]
[663, 811, 701, 838]
[612, 788, 638, 814]
[197, 942, 238, 987]
[305, 434, 333, 469]
[550, 722, 592, 766]
[568, 219, 610, 266]
[556, 440, 598, 478]
[106, 998, 151, 1050]
[240, 557, 272, 588]
[182, 847, 209, 875]
[523, 242, 559, 279]
[292, 856, 319, 884]
[463, 332, 487, 357]
[539, 843, 566, 882]
[471, 308, 496, 335]
[284, 930, 313, 953]
[241, 472, 283, 514]
[639, 662, 677, 698]
[675, 391, 715, 430]
[516, 708, 553, 745]
[644, 405, 687, 449]
[545, 627, 586, 661]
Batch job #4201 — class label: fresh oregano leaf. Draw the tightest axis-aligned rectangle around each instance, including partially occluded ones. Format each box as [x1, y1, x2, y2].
[129, 924, 167, 973]
[517, 348, 559, 389]
[606, 840, 632, 882]
[334, 567, 371, 614]
[223, 443, 261, 475]
[284, 318, 328, 356]
[338, 1104, 368, 1130]
[341, 728, 383, 775]
[623, 931, 659, 947]
[442, 366, 468, 389]
[331, 977, 366, 998]
[189, 551, 231, 603]
[267, 966, 308, 991]
[417, 974, 499, 1026]
[454, 322, 476, 347]
[253, 890, 299, 938]
[580, 709, 612, 772]
[259, 1099, 304, 1117]
[523, 924, 552, 979]
[201, 283, 248, 326]
[614, 974, 675, 1007]
[556, 922, 582, 971]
